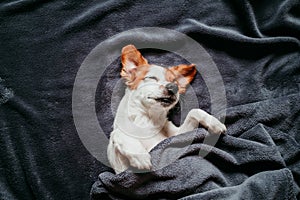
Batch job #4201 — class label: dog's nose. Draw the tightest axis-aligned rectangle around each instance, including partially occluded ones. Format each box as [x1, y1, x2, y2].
[165, 83, 179, 95]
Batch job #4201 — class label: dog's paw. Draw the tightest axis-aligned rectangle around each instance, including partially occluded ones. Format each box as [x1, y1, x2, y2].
[207, 116, 227, 134]
[127, 152, 152, 170]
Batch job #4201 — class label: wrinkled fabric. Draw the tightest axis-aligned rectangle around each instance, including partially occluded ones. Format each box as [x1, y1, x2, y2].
[0, 0, 299, 199]
[91, 124, 299, 199]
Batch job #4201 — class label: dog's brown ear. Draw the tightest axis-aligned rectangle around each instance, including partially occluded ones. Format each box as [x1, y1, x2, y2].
[120, 45, 149, 88]
[168, 64, 197, 93]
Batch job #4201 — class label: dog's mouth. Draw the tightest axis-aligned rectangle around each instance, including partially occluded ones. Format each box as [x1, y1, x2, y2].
[148, 96, 177, 106]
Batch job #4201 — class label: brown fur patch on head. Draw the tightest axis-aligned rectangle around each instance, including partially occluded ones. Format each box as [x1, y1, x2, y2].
[167, 64, 197, 93]
[121, 45, 149, 89]
[126, 65, 149, 90]
[165, 68, 176, 82]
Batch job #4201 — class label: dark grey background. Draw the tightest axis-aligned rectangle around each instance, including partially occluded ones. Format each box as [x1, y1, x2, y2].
[1, 0, 299, 199]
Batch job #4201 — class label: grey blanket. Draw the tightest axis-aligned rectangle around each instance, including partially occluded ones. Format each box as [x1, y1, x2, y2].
[91, 122, 299, 199]
[1, 0, 299, 199]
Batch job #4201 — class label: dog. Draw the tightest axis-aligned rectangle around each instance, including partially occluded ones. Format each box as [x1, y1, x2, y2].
[107, 44, 226, 174]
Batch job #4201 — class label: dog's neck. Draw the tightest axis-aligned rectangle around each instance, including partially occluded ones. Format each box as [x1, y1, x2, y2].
[114, 89, 169, 137]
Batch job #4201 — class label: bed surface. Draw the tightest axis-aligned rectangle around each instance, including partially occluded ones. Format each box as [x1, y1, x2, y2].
[1, 0, 299, 199]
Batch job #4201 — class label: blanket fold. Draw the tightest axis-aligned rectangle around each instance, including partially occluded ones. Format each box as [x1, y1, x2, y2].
[91, 123, 299, 199]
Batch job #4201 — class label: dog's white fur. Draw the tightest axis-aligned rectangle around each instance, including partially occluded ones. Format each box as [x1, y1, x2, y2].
[107, 45, 226, 174]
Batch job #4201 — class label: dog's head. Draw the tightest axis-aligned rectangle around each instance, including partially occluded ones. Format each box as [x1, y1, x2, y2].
[120, 45, 196, 110]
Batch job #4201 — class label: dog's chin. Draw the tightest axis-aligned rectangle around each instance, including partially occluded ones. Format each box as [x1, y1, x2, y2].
[148, 96, 177, 108]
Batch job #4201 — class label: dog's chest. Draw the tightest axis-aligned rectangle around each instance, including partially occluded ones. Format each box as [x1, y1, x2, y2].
[139, 133, 168, 152]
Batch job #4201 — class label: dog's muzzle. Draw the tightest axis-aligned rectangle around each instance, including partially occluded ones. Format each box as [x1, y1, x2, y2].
[165, 83, 178, 95]
[148, 83, 178, 107]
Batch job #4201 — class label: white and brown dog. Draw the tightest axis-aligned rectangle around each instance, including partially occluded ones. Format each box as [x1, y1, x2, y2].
[107, 45, 226, 174]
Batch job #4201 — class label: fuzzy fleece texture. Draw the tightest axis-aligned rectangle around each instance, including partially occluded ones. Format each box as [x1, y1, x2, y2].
[0, 0, 299, 199]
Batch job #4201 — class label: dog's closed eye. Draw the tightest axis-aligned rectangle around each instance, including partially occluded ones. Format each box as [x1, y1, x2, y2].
[144, 76, 159, 81]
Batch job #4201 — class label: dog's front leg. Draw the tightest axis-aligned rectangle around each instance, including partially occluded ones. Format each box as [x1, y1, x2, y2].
[165, 109, 226, 136]
[181, 109, 226, 134]
[109, 130, 152, 172]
